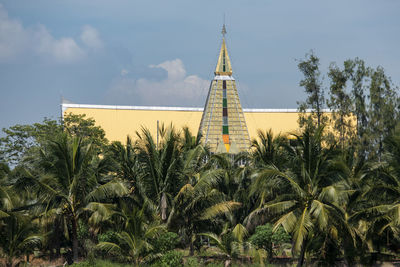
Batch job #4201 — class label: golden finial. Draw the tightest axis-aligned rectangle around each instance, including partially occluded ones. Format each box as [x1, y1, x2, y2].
[221, 24, 227, 37]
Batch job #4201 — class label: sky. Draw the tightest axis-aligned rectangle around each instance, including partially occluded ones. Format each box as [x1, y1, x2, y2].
[0, 0, 400, 131]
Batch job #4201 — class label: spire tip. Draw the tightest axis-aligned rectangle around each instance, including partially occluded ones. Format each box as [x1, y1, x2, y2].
[221, 24, 227, 37]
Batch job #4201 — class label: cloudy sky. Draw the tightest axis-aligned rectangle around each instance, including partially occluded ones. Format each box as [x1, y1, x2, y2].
[0, 0, 399, 131]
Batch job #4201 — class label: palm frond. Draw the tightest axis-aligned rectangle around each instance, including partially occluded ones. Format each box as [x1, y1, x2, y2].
[200, 201, 241, 220]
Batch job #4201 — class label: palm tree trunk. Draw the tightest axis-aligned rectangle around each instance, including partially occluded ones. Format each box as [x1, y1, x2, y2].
[297, 238, 307, 267]
[189, 239, 194, 256]
[71, 216, 79, 262]
[161, 192, 167, 221]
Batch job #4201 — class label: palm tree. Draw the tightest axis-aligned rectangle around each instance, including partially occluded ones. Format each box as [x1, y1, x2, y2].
[207, 153, 255, 226]
[168, 166, 241, 255]
[0, 173, 13, 219]
[251, 129, 288, 169]
[199, 223, 264, 267]
[136, 127, 183, 222]
[0, 213, 42, 267]
[355, 130, 400, 258]
[15, 133, 128, 262]
[97, 203, 165, 266]
[251, 126, 348, 266]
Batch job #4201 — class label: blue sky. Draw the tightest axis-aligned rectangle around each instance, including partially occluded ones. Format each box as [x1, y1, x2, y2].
[0, 0, 399, 131]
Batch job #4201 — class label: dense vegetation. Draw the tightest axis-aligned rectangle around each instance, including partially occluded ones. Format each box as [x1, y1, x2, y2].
[1, 55, 400, 266]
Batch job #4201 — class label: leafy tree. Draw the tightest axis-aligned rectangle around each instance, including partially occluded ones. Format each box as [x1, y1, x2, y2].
[344, 58, 370, 159]
[248, 223, 290, 259]
[327, 62, 354, 149]
[297, 52, 327, 128]
[0, 114, 107, 165]
[367, 66, 397, 160]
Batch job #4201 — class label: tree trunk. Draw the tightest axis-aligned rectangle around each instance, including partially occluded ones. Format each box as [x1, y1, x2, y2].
[71, 216, 79, 263]
[297, 239, 307, 267]
[189, 240, 194, 256]
[161, 192, 167, 221]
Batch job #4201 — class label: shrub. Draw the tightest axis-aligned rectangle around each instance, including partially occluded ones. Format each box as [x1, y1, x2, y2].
[152, 232, 180, 253]
[248, 223, 290, 258]
[153, 250, 183, 267]
[98, 231, 119, 244]
[184, 256, 200, 267]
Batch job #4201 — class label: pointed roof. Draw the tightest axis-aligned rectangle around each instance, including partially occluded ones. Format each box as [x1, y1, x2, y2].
[215, 26, 233, 76]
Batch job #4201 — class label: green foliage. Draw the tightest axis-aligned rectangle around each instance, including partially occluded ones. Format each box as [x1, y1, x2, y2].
[2, 55, 400, 267]
[297, 51, 327, 128]
[0, 114, 107, 165]
[249, 224, 290, 252]
[184, 257, 201, 267]
[153, 231, 180, 253]
[98, 231, 120, 244]
[78, 220, 90, 243]
[71, 259, 132, 267]
[153, 250, 183, 267]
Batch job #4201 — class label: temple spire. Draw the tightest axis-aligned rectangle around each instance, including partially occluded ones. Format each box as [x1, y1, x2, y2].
[198, 25, 250, 153]
[215, 25, 232, 76]
[221, 23, 227, 37]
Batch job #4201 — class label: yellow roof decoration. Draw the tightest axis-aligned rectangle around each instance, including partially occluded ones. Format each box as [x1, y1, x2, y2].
[215, 38, 233, 76]
[228, 141, 239, 154]
[216, 141, 227, 153]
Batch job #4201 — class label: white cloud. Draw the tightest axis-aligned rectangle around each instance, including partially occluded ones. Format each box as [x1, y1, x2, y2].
[0, 4, 101, 63]
[81, 25, 103, 50]
[33, 25, 85, 63]
[108, 59, 209, 106]
[0, 4, 28, 61]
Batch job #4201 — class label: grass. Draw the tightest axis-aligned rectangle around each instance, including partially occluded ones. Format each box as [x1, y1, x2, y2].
[71, 259, 132, 267]
[70, 259, 285, 267]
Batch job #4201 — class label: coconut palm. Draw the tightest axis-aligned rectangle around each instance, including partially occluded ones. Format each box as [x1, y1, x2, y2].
[251, 126, 348, 266]
[199, 223, 263, 267]
[136, 127, 184, 222]
[207, 153, 255, 226]
[168, 166, 241, 255]
[97, 203, 165, 266]
[0, 213, 42, 267]
[14, 133, 128, 262]
[355, 130, 400, 257]
[251, 129, 288, 169]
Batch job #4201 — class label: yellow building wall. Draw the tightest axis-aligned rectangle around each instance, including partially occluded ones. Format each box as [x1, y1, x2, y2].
[63, 106, 314, 143]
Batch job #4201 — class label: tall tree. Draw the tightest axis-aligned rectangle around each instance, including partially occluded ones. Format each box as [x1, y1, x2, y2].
[298, 52, 326, 128]
[252, 126, 348, 266]
[136, 127, 183, 222]
[327, 62, 354, 149]
[367, 66, 397, 160]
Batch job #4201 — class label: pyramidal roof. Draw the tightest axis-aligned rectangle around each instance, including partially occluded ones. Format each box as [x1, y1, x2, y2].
[215, 38, 233, 76]
[198, 25, 251, 154]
